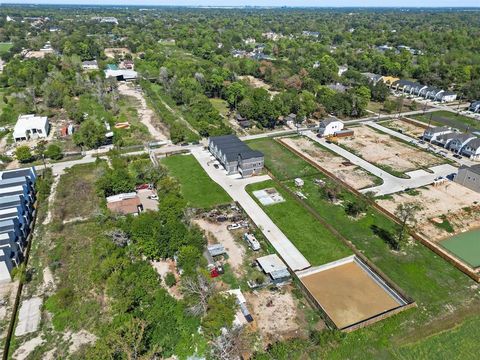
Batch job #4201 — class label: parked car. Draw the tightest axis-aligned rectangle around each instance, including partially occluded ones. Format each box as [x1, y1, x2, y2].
[213, 164, 219, 169]
[453, 154, 462, 159]
[147, 194, 159, 200]
[227, 223, 242, 231]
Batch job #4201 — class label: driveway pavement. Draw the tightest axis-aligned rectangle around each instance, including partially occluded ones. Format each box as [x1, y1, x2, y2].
[304, 131, 457, 196]
[191, 147, 311, 271]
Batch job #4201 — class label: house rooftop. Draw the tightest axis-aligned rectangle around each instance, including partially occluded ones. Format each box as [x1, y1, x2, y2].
[320, 117, 342, 126]
[465, 138, 480, 150]
[460, 164, 480, 175]
[13, 115, 48, 139]
[209, 135, 263, 162]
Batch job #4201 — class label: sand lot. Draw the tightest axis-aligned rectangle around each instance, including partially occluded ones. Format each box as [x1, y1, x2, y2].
[280, 137, 379, 189]
[194, 219, 246, 276]
[383, 119, 427, 138]
[338, 126, 444, 173]
[245, 288, 308, 345]
[299, 261, 402, 329]
[377, 182, 480, 241]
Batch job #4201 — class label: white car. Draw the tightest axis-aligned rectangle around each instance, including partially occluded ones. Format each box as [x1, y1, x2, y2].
[147, 194, 159, 200]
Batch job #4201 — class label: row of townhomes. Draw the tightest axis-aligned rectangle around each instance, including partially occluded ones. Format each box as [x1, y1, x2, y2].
[0, 167, 37, 283]
[208, 135, 264, 177]
[468, 101, 480, 113]
[423, 127, 480, 160]
[362, 73, 457, 103]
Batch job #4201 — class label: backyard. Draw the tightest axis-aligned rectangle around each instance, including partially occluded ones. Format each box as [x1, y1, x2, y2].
[162, 154, 232, 208]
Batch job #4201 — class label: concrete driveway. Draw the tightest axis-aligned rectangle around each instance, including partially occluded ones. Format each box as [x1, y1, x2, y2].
[190, 147, 311, 271]
[304, 131, 457, 196]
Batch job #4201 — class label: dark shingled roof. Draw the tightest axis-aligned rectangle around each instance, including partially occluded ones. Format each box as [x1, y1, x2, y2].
[210, 135, 263, 162]
[462, 164, 480, 175]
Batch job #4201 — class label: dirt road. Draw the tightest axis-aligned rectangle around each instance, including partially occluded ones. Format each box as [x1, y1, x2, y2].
[117, 83, 169, 141]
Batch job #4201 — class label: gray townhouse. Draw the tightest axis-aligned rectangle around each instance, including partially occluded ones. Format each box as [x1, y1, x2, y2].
[448, 133, 477, 153]
[208, 135, 264, 177]
[422, 126, 453, 142]
[455, 165, 480, 193]
[0, 167, 37, 284]
[461, 138, 480, 161]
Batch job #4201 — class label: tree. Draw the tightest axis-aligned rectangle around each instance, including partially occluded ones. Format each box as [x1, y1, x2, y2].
[394, 202, 422, 249]
[177, 245, 202, 278]
[202, 293, 237, 338]
[96, 168, 135, 197]
[73, 119, 106, 149]
[35, 140, 48, 168]
[210, 326, 250, 360]
[181, 273, 215, 316]
[45, 144, 63, 160]
[15, 145, 33, 163]
[224, 82, 246, 109]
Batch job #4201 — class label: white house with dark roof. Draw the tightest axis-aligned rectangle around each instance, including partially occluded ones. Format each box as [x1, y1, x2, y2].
[423, 126, 453, 142]
[318, 118, 344, 137]
[448, 134, 476, 153]
[435, 132, 459, 148]
[436, 90, 457, 103]
[461, 138, 480, 160]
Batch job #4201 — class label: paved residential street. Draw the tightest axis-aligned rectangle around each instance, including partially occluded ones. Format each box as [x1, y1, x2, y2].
[190, 147, 311, 272]
[304, 131, 457, 196]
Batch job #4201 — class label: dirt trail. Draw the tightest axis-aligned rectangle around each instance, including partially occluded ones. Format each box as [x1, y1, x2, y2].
[117, 83, 169, 141]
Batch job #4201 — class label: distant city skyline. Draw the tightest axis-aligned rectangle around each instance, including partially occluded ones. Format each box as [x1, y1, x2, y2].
[1, 1, 480, 8]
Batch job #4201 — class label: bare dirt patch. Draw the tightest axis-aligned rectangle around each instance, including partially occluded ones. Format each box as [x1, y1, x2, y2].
[12, 335, 45, 360]
[281, 136, 380, 189]
[245, 287, 308, 346]
[338, 125, 443, 173]
[377, 182, 480, 241]
[238, 75, 280, 98]
[117, 83, 169, 141]
[151, 259, 183, 300]
[383, 119, 427, 138]
[63, 330, 97, 355]
[15, 297, 43, 336]
[194, 219, 246, 276]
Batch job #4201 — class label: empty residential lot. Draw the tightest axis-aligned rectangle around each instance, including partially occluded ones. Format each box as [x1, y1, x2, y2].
[377, 182, 480, 241]
[338, 125, 445, 173]
[280, 136, 380, 189]
[382, 119, 427, 138]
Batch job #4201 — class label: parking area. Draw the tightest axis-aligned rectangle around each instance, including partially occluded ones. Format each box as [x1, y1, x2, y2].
[136, 188, 159, 211]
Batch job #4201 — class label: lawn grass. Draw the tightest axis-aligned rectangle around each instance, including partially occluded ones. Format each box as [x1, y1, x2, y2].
[414, 110, 480, 131]
[0, 42, 12, 53]
[247, 138, 320, 181]
[209, 98, 230, 117]
[246, 180, 352, 265]
[251, 137, 480, 359]
[162, 154, 231, 208]
[113, 95, 152, 146]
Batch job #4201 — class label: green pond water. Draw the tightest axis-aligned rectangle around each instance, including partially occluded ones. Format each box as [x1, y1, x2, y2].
[441, 229, 480, 268]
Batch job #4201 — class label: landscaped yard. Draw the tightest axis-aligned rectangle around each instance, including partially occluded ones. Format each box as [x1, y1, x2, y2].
[414, 110, 480, 132]
[246, 180, 352, 266]
[248, 136, 480, 359]
[162, 154, 231, 208]
[0, 42, 12, 53]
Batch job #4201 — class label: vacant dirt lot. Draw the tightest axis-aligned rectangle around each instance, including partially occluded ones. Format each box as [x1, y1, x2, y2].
[378, 182, 480, 241]
[383, 119, 427, 138]
[245, 287, 309, 346]
[338, 126, 444, 173]
[238, 75, 280, 98]
[281, 137, 380, 189]
[194, 219, 246, 276]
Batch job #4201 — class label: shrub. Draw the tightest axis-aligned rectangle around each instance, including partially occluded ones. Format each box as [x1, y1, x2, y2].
[15, 145, 33, 163]
[165, 272, 176, 287]
[45, 144, 63, 160]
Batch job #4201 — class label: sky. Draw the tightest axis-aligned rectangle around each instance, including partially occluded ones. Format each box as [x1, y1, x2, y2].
[1, 0, 479, 8]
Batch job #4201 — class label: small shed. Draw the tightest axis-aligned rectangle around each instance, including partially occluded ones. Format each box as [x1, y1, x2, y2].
[207, 244, 226, 257]
[294, 178, 304, 187]
[256, 254, 290, 283]
[244, 233, 261, 251]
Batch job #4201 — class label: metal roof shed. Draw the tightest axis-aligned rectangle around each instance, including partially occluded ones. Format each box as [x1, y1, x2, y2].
[257, 254, 290, 280]
[207, 244, 226, 257]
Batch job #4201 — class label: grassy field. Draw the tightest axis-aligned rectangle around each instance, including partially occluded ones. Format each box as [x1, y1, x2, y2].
[162, 154, 231, 208]
[53, 162, 106, 222]
[247, 137, 319, 180]
[209, 98, 230, 117]
[246, 180, 352, 265]
[414, 110, 480, 131]
[440, 229, 480, 268]
[395, 315, 480, 359]
[0, 42, 12, 53]
[113, 95, 152, 146]
[247, 137, 480, 359]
